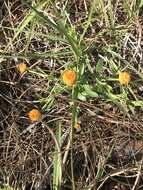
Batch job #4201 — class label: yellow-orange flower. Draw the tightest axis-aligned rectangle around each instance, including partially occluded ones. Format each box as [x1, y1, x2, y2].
[119, 71, 131, 85]
[28, 109, 42, 122]
[74, 122, 81, 132]
[17, 63, 27, 74]
[62, 70, 76, 86]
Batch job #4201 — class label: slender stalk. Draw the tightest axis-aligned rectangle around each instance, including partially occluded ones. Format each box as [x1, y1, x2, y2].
[70, 86, 78, 190]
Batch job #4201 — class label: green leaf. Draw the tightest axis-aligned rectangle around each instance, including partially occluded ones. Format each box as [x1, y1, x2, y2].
[83, 84, 98, 97]
[85, 56, 94, 74]
[96, 60, 103, 73]
[131, 100, 143, 107]
[53, 124, 62, 190]
[139, 0, 143, 8]
[77, 92, 87, 101]
[14, 0, 48, 40]
[109, 59, 118, 73]
[0, 186, 14, 190]
[41, 97, 55, 111]
[22, 1, 82, 58]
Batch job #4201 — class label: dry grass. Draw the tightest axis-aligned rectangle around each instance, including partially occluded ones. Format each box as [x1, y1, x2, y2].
[0, 0, 143, 190]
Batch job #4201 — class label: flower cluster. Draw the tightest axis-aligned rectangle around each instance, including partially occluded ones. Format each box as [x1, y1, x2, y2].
[26, 69, 131, 122]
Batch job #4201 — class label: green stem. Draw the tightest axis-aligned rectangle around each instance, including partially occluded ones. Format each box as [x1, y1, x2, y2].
[70, 86, 78, 190]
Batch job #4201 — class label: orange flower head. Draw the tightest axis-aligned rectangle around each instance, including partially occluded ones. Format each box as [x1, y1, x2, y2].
[28, 109, 42, 122]
[17, 63, 27, 74]
[74, 122, 81, 132]
[119, 71, 131, 85]
[62, 70, 76, 86]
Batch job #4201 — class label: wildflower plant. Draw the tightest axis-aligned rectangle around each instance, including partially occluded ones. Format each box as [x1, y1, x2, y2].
[1, 0, 143, 189]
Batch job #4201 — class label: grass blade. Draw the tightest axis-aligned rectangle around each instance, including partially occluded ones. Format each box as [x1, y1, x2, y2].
[53, 123, 62, 190]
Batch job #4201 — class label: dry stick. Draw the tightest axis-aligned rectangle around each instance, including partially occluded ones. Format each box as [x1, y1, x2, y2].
[131, 157, 143, 190]
[5, 123, 14, 160]
[44, 122, 61, 157]
[37, 163, 53, 190]
[56, 94, 122, 120]
[97, 168, 138, 190]
[133, 17, 142, 60]
[37, 122, 62, 189]
[62, 130, 71, 166]
[57, 95, 132, 125]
